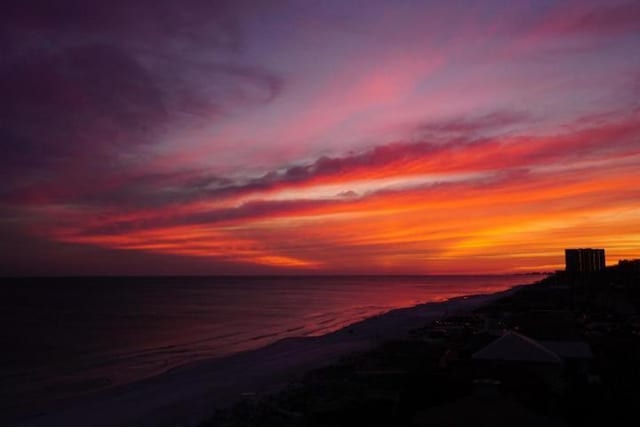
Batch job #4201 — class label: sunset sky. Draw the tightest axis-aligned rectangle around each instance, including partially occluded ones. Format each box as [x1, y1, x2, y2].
[1, 0, 639, 275]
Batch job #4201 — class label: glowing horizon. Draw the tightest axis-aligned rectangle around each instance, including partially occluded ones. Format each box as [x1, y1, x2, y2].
[1, 0, 639, 275]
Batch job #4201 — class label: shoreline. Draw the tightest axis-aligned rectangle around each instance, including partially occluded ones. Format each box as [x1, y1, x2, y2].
[9, 283, 532, 427]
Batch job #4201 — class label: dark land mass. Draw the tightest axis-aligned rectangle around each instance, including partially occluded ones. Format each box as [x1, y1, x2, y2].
[202, 261, 640, 427]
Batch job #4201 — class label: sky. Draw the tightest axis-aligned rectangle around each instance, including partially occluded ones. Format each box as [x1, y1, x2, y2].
[1, 0, 640, 275]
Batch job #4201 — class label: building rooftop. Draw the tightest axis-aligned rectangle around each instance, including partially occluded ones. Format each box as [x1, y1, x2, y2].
[472, 331, 562, 364]
[539, 341, 593, 359]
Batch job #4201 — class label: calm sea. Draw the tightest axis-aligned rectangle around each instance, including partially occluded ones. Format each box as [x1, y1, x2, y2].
[0, 275, 534, 413]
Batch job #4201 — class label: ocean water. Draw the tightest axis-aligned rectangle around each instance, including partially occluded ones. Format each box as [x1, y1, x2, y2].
[0, 275, 534, 413]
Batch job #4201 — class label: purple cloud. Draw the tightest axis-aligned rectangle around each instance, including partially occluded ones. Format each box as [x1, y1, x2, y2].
[0, 0, 282, 205]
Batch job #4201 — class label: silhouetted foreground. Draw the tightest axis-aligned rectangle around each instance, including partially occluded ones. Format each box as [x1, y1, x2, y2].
[202, 262, 640, 426]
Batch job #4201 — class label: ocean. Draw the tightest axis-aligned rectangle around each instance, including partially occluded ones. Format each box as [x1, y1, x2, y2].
[0, 274, 535, 415]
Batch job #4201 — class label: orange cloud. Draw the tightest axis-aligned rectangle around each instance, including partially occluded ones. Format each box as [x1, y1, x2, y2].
[45, 112, 640, 273]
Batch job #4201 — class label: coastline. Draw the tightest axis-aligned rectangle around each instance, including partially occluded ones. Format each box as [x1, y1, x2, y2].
[9, 283, 531, 427]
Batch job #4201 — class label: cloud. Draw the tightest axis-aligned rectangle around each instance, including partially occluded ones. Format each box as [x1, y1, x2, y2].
[0, 0, 283, 205]
[414, 111, 530, 140]
[36, 110, 639, 246]
[0, 44, 166, 166]
[567, 2, 640, 35]
[14, 107, 639, 210]
[337, 190, 358, 198]
[0, 0, 247, 52]
[2, 1, 639, 273]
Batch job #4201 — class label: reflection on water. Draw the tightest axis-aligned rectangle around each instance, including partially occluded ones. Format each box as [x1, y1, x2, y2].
[0, 275, 536, 410]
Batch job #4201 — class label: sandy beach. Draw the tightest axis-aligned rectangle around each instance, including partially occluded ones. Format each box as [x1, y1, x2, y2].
[10, 285, 524, 427]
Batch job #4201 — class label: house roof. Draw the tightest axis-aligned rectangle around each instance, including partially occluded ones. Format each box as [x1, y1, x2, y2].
[539, 341, 593, 359]
[472, 331, 562, 364]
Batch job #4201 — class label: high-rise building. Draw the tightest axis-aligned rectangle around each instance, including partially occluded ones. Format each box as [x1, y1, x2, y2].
[565, 248, 606, 274]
